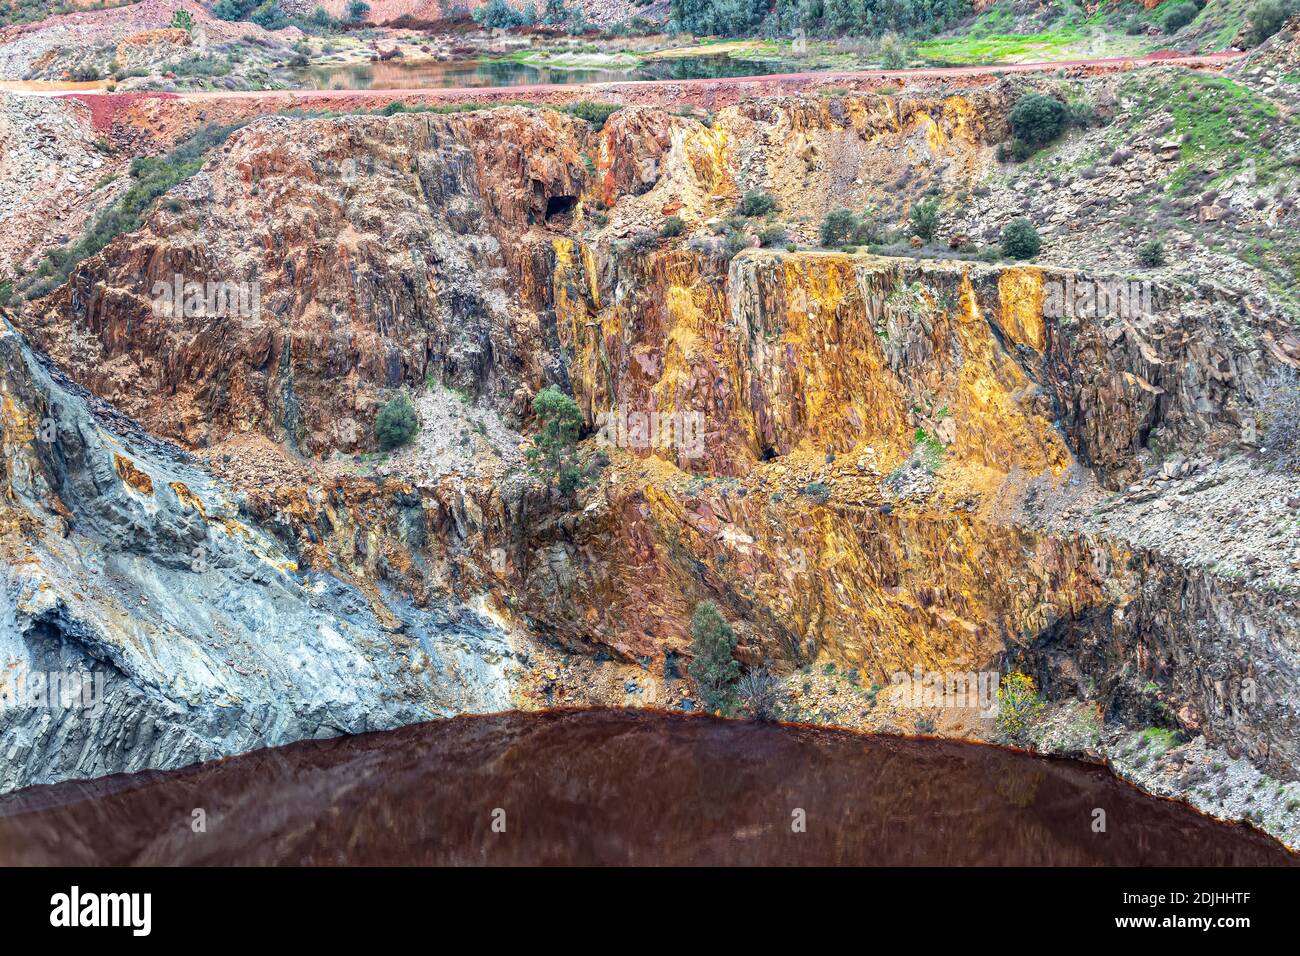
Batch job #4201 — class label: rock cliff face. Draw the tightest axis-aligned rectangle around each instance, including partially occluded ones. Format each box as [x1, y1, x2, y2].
[4, 92, 1299, 842]
[0, 319, 517, 790]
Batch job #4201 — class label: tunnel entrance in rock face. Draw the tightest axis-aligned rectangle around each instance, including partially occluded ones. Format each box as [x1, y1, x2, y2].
[545, 195, 577, 222]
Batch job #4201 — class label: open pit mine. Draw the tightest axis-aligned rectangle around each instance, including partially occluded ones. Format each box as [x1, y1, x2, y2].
[0, 15, 1297, 874]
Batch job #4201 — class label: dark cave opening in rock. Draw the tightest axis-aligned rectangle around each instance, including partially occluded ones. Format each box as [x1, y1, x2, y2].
[545, 194, 577, 222]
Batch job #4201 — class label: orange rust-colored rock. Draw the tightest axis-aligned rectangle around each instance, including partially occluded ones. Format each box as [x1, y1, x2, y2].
[113, 453, 154, 494]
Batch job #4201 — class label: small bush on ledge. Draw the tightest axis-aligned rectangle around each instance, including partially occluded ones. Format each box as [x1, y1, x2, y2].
[375, 393, 419, 451]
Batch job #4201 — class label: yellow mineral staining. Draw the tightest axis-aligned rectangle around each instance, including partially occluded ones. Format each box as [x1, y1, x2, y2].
[550, 236, 613, 415]
[626, 454, 1114, 679]
[920, 113, 947, 154]
[112, 454, 154, 495]
[950, 270, 1070, 479]
[551, 238, 582, 319]
[762, 253, 911, 461]
[997, 268, 1046, 351]
[678, 121, 735, 205]
[658, 253, 717, 395]
[1, 392, 37, 444]
[169, 481, 207, 517]
[939, 95, 984, 151]
[579, 242, 600, 310]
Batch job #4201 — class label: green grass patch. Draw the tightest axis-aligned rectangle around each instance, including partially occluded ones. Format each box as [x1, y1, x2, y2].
[1138, 727, 1180, 755]
[1122, 72, 1282, 189]
[916, 25, 1149, 65]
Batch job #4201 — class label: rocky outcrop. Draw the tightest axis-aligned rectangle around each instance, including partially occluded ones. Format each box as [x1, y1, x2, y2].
[27, 108, 597, 455]
[0, 317, 518, 791]
[0, 92, 124, 275]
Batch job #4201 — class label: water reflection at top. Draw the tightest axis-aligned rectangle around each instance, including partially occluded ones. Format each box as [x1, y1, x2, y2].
[290, 56, 799, 91]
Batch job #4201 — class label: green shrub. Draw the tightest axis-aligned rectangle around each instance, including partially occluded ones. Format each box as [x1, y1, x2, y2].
[820, 209, 857, 247]
[689, 601, 740, 714]
[170, 9, 195, 31]
[799, 481, 831, 501]
[527, 385, 587, 495]
[819, 208, 877, 247]
[172, 56, 234, 78]
[375, 394, 419, 450]
[566, 101, 620, 130]
[660, 215, 686, 238]
[1246, 0, 1299, 44]
[212, 0, 250, 19]
[250, 0, 290, 29]
[738, 190, 776, 217]
[1000, 218, 1041, 260]
[1161, 0, 1198, 32]
[1137, 239, 1166, 267]
[757, 224, 787, 247]
[719, 227, 750, 260]
[473, 0, 526, 27]
[996, 671, 1044, 739]
[909, 198, 939, 241]
[1008, 93, 1066, 146]
[997, 138, 1036, 163]
[1065, 99, 1099, 128]
[308, 5, 339, 28]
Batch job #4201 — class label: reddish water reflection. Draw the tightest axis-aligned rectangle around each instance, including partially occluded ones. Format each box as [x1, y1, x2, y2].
[0, 710, 1291, 865]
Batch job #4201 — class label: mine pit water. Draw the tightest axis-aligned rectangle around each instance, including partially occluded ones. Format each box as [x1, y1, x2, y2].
[0, 710, 1291, 866]
[288, 55, 797, 90]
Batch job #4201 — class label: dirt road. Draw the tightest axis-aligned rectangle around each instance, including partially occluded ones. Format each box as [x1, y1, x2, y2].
[5, 49, 1244, 106]
[4, 50, 1246, 136]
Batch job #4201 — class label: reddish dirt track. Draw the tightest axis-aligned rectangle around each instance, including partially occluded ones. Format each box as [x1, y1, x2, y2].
[10, 50, 1244, 137]
[39, 49, 1244, 108]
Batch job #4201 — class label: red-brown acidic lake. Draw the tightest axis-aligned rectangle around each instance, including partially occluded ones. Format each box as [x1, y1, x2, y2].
[0, 709, 1292, 866]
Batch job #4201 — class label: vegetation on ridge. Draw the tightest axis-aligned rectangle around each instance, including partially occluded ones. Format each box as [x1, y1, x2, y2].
[17, 123, 247, 301]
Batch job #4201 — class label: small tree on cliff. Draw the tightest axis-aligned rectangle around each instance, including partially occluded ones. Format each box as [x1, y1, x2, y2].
[820, 209, 877, 248]
[375, 393, 419, 450]
[1000, 218, 1041, 260]
[909, 198, 939, 242]
[689, 601, 741, 714]
[527, 386, 587, 496]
